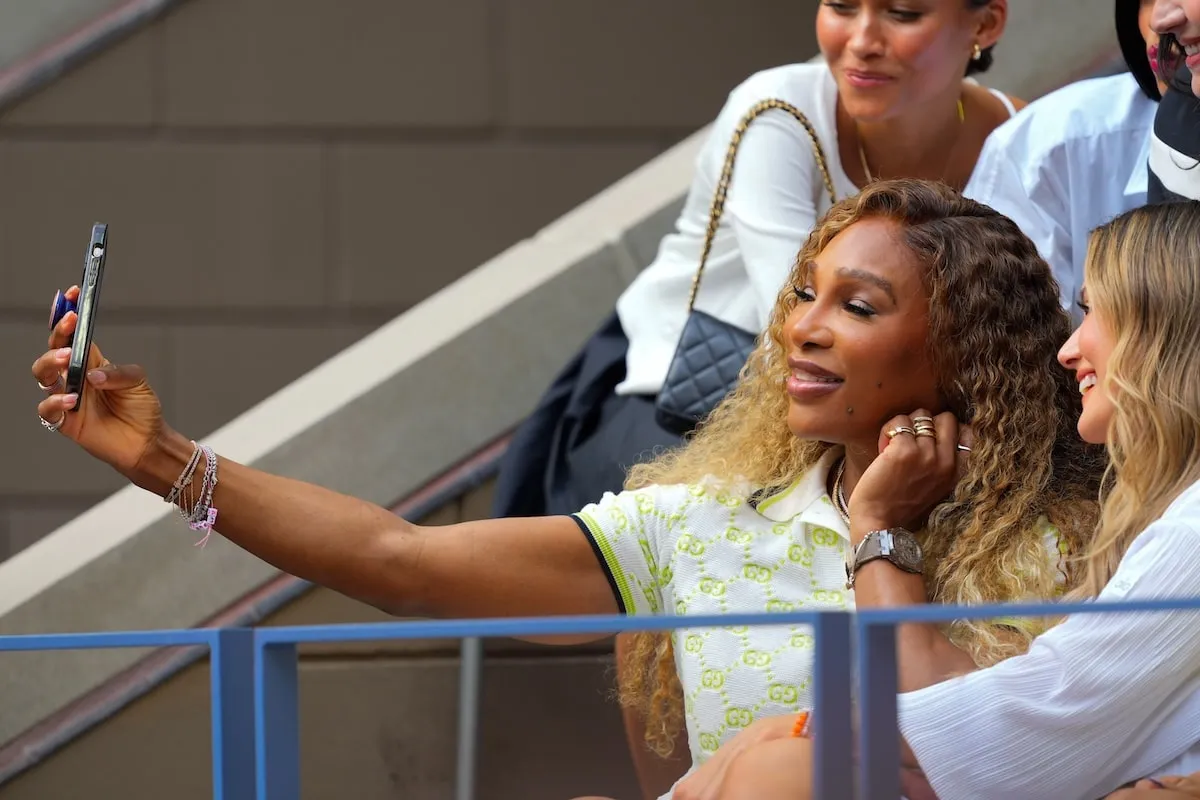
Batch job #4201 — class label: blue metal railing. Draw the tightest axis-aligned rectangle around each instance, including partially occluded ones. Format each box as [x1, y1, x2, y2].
[4, 597, 1200, 799]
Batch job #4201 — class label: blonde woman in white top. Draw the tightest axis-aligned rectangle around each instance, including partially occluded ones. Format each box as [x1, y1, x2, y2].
[493, 4, 1021, 791]
[701, 202, 1200, 800]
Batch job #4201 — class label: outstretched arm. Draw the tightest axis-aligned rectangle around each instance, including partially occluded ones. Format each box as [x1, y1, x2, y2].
[32, 290, 618, 635]
[138, 429, 618, 623]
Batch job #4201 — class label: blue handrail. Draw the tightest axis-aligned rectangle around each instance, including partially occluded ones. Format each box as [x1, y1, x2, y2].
[3, 596, 1198, 799]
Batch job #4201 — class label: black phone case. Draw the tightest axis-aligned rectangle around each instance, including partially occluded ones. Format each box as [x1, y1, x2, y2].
[65, 223, 108, 410]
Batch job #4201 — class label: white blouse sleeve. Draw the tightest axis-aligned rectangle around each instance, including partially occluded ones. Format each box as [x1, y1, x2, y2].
[963, 132, 1075, 309]
[715, 96, 830, 325]
[898, 519, 1200, 800]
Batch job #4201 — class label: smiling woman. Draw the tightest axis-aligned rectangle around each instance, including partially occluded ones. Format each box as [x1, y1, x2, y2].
[602, 180, 1105, 796]
[784, 220, 941, 444]
[705, 198, 1200, 800]
[819, 0, 1013, 188]
[28, 179, 1103, 799]
[492, 5, 1022, 790]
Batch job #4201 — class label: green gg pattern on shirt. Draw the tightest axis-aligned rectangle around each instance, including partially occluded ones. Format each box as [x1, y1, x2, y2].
[573, 453, 854, 766]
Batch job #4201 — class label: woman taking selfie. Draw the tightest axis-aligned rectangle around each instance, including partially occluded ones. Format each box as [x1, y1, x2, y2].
[700, 201, 1200, 800]
[28, 180, 1100, 798]
[494, 3, 1019, 790]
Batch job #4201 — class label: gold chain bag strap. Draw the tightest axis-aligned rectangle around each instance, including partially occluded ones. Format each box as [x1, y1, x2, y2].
[654, 98, 838, 435]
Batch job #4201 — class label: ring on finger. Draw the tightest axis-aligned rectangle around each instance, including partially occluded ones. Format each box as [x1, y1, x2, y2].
[36, 375, 63, 392]
[39, 410, 66, 433]
[912, 416, 934, 425]
[956, 444, 972, 453]
[886, 426, 917, 439]
[915, 429, 937, 438]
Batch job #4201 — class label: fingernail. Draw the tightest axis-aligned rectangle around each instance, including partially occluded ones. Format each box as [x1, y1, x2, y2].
[55, 347, 71, 360]
[62, 393, 78, 409]
[87, 369, 106, 384]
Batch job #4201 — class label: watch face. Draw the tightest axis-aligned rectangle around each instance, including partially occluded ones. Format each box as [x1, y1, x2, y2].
[891, 531, 923, 569]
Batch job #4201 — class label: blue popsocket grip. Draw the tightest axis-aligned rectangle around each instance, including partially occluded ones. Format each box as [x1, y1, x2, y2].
[48, 290, 76, 330]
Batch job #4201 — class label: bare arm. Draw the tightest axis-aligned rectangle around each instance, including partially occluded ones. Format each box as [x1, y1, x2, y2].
[849, 517, 979, 693]
[134, 427, 619, 628]
[846, 411, 983, 693]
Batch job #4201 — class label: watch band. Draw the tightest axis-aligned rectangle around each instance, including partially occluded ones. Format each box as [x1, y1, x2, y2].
[845, 528, 923, 590]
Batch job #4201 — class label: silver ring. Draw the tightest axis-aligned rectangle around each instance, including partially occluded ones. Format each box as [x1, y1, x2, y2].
[40, 410, 67, 432]
[36, 375, 63, 392]
[956, 444, 972, 453]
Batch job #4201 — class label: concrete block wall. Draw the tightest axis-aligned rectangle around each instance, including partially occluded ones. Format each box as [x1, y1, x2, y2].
[0, 0, 819, 560]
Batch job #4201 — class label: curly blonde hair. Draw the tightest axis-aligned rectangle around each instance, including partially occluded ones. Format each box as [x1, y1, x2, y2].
[1075, 202, 1200, 597]
[619, 179, 1105, 756]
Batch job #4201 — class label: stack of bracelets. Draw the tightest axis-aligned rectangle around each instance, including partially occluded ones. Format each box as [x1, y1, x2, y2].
[164, 440, 220, 546]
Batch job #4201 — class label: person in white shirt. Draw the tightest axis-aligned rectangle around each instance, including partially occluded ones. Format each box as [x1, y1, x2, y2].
[28, 179, 1101, 800]
[492, 4, 1021, 791]
[696, 201, 1200, 800]
[962, 0, 1163, 317]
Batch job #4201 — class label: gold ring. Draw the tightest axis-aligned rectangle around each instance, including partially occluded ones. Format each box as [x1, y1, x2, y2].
[916, 430, 936, 438]
[886, 426, 917, 439]
[912, 416, 934, 425]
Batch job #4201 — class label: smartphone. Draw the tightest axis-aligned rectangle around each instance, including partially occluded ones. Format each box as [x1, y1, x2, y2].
[64, 223, 108, 409]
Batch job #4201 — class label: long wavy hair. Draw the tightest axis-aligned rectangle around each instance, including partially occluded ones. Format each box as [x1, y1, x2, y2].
[620, 179, 1105, 756]
[1075, 203, 1200, 596]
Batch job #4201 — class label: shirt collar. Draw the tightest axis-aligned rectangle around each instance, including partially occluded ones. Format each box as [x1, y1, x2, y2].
[753, 448, 848, 537]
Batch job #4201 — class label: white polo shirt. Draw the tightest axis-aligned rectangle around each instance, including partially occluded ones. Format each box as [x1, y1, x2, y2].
[572, 449, 853, 778]
[574, 449, 1065, 797]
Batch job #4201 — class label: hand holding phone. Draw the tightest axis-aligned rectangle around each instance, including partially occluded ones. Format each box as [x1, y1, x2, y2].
[62, 223, 108, 411]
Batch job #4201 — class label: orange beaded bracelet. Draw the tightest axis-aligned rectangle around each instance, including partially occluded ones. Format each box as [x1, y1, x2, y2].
[791, 711, 811, 738]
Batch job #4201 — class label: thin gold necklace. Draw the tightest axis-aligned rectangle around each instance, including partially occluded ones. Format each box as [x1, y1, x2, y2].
[857, 96, 965, 184]
[831, 457, 850, 525]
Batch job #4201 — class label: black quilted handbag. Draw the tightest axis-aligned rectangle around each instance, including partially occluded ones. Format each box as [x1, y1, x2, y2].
[654, 99, 837, 435]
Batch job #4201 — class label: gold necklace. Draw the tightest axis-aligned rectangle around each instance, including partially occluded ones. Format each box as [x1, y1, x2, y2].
[830, 457, 850, 525]
[856, 96, 965, 184]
